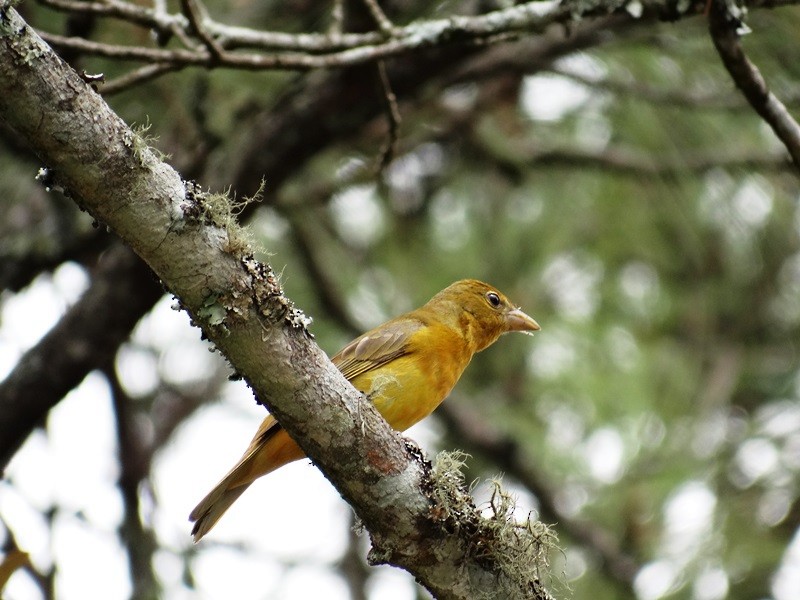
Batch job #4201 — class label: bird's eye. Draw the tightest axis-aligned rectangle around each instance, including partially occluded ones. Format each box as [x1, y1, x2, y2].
[486, 292, 501, 308]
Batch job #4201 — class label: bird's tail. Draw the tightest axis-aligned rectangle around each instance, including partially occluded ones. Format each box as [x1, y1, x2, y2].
[189, 415, 305, 542]
[190, 481, 251, 542]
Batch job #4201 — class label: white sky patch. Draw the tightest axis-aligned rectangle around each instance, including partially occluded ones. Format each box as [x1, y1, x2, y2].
[1, 277, 66, 350]
[347, 274, 395, 330]
[159, 339, 219, 387]
[0, 262, 90, 379]
[634, 560, 679, 600]
[131, 295, 200, 350]
[0, 339, 21, 382]
[541, 252, 604, 321]
[734, 437, 780, 486]
[440, 82, 479, 112]
[155, 401, 350, 561]
[368, 566, 424, 600]
[773, 529, 800, 600]
[519, 52, 605, 123]
[5, 374, 123, 541]
[278, 565, 350, 600]
[731, 175, 773, 227]
[0, 262, 89, 368]
[253, 205, 290, 241]
[330, 184, 385, 248]
[51, 261, 90, 304]
[191, 546, 284, 600]
[526, 326, 578, 379]
[700, 172, 775, 240]
[3, 570, 43, 600]
[554, 52, 608, 82]
[520, 73, 591, 122]
[51, 515, 131, 600]
[783, 432, 800, 471]
[618, 261, 661, 318]
[583, 427, 625, 484]
[756, 399, 800, 438]
[115, 343, 160, 398]
[0, 476, 53, 570]
[691, 411, 729, 459]
[662, 481, 717, 565]
[430, 191, 470, 251]
[758, 488, 792, 527]
[554, 482, 590, 518]
[692, 566, 729, 600]
[574, 108, 612, 151]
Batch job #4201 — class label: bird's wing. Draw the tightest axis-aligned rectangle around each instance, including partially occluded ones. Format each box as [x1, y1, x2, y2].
[331, 318, 423, 381]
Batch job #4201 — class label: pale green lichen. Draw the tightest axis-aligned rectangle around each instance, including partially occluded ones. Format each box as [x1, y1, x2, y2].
[429, 451, 560, 600]
[198, 292, 228, 328]
[129, 121, 168, 168]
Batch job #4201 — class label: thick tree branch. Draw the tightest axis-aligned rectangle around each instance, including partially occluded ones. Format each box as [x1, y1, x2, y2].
[0, 7, 553, 598]
[708, 0, 800, 171]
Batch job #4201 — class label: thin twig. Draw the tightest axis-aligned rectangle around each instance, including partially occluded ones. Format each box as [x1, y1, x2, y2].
[708, 0, 800, 172]
[376, 60, 401, 173]
[328, 0, 345, 38]
[179, 0, 225, 58]
[102, 63, 181, 94]
[360, 0, 396, 35]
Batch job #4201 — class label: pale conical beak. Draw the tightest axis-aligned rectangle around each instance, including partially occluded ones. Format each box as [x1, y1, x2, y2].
[506, 308, 540, 333]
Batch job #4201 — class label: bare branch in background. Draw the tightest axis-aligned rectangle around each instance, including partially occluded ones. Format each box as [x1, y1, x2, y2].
[37, 1, 582, 76]
[376, 60, 402, 174]
[31, 0, 799, 93]
[709, 0, 800, 171]
[179, 0, 224, 58]
[0, 244, 162, 467]
[102, 63, 180, 95]
[360, 0, 397, 35]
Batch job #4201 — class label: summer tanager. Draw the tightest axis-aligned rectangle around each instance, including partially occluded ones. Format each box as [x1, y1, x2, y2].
[189, 279, 539, 540]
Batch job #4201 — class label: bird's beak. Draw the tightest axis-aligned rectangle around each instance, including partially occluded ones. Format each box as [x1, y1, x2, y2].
[505, 308, 540, 333]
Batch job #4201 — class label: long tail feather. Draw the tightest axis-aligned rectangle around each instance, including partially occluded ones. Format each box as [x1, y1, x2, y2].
[190, 482, 251, 542]
[189, 415, 305, 541]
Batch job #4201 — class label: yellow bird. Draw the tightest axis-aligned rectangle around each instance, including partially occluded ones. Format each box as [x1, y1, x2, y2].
[190, 279, 539, 540]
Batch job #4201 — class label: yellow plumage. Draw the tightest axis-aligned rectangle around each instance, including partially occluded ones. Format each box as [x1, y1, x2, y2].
[189, 279, 539, 540]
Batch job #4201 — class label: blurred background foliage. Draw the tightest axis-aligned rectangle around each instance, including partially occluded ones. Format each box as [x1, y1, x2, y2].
[1, 0, 799, 599]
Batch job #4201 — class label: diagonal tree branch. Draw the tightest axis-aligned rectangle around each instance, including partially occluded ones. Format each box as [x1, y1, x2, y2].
[708, 0, 800, 171]
[0, 3, 607, 471]
[0, 7, 553, 598]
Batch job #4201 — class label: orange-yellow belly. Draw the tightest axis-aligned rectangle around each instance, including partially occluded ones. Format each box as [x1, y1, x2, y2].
[351, 352, 466, 431]
[244, 334, 471, 484]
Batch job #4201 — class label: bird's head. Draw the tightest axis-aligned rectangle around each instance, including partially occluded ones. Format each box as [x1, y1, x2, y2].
[427, 279, 540, 353]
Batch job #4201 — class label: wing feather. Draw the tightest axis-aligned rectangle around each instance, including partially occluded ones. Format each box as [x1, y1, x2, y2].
[331, 318, 422, 381]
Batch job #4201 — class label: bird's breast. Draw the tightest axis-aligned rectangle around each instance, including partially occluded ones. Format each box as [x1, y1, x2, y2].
[350, 327, 471, 432]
